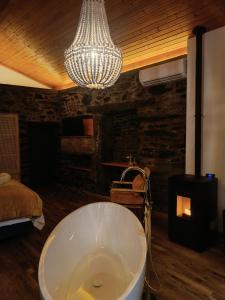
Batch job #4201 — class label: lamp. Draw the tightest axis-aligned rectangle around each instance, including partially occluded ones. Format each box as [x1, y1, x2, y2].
[64, 0, 122, 89]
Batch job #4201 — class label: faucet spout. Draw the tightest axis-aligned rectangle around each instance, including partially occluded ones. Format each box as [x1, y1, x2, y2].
[120, 166, 148, 181]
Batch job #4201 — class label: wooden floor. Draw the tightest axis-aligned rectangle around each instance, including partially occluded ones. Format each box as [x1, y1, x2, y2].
[0, 185, 225, 300]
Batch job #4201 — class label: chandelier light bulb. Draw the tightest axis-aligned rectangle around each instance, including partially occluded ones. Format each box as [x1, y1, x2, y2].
[64, 0, 123, 89]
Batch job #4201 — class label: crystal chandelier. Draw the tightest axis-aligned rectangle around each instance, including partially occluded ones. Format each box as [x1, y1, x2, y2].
[64, 0, 122, 89]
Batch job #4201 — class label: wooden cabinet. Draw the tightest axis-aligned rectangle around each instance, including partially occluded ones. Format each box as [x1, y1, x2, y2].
[60, 136, 95, 155]
[59, 114, 101, 191]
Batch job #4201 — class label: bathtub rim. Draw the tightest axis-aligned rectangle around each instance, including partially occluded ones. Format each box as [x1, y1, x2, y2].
[38, 201, 147, 300]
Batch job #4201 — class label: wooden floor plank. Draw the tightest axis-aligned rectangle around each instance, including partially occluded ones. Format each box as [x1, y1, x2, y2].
[0, 185, 224, 300]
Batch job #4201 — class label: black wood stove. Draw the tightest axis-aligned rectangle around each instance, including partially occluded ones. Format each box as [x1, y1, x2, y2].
[168, 174, 217, 251]
[168, 27, 218, 252]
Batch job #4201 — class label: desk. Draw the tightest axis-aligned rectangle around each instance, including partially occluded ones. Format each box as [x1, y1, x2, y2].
[100, 162, 129, 194]
[101, 162, 130, 168]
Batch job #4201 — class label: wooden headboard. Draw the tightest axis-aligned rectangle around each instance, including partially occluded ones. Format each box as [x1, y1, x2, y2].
[0, 113, 20, 181]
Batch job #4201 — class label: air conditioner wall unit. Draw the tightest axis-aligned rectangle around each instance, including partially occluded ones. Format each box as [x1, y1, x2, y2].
[139, 58, 187, 87]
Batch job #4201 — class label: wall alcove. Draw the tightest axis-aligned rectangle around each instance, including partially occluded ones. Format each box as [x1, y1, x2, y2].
[59, 114, 101, 190]
[60, 114, 95, 169]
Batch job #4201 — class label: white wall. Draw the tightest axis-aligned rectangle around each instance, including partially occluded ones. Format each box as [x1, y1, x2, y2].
[186, 26, 225, 230]
[0, 65, 50, 89]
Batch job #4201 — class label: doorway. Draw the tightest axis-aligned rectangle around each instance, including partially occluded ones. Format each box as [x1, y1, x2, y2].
[28, 122, 60, 187]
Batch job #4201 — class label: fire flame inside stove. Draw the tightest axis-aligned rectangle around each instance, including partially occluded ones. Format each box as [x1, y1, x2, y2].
[184, 208, 191, 216]
[177, 196, 191, 217]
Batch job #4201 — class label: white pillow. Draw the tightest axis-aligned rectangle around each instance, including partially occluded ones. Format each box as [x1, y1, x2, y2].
[0, 173, 11, 185]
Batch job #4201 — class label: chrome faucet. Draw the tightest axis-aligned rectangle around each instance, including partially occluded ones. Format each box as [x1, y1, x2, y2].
[120, 165, 158, 296]
[120, 165, 148, 181]
[125, 153, 134, 166]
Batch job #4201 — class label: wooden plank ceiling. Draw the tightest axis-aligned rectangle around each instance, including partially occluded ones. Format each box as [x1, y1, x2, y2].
[0, 0, 225, 90]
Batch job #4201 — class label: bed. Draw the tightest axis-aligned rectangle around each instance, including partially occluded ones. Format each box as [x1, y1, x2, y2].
[0, 175, 44, 239]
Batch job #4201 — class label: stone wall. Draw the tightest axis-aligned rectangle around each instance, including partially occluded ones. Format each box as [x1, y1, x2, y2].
[59, 71, 187, 211]
[0, 84, 60, 183]
[137, 83, 186, 210]
[110, 110, 139, 162]
[0, 71, 186, 210]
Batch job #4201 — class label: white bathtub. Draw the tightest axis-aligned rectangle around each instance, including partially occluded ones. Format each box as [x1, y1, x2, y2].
[39, 202, 147, 300]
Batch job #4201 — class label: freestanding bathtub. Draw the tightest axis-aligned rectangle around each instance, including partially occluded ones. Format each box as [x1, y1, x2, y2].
[39, 202, 147, 300]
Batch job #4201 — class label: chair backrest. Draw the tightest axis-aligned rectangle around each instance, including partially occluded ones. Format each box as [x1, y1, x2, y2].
[144, 167, 151, 179]
[132, 174, 145, 190]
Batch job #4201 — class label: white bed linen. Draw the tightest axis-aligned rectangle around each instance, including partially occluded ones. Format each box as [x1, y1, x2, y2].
[0, 214, 45, 230]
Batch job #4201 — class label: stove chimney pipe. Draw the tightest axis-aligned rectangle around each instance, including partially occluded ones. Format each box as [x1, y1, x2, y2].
[192, 26, 206, 177]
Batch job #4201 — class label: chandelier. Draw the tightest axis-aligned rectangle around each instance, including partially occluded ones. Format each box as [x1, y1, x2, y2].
[64, 0, 122, 89]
